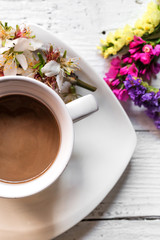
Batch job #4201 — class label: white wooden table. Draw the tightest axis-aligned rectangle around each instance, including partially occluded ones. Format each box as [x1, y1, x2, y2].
[1, 0, 160, 239]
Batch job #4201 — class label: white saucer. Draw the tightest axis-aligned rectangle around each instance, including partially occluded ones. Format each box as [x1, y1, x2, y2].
[0, 24, 137, 240]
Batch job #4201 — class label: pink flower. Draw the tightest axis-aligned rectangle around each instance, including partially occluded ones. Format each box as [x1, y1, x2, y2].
[113, 89, 120, 98]
[129, 36, 146, 49]
[118, 89, 129, 101]
[110, 56, 121, 68]
[122, 54, 133, 64]
[104, 77, 112, 87]
[113, 88, 129, 101]
[139, 68, 146, 75]
[105, 66, 119, 80]
[142, 44, 153, 54]
[153, 45, 160, 56]
[120, 66, 128, 75]
[111, 79, 120, 87]
[104, 57, 121, 81]
[140, 53, 151, 65]
[104, 78, 120, 89]
[129, 46, 141, 55]
[128, 63, 138, 77]
[132, 52, 141, 61]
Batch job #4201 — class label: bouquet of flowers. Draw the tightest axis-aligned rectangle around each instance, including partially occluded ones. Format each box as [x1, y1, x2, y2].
[98, 1, 160, 128]
[0, 22, 96, 103]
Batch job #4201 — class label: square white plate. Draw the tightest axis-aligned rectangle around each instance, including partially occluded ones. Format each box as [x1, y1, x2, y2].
[0, 24, 137, 240]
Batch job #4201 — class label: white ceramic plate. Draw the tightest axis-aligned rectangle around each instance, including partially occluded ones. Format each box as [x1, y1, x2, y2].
[0, 24, 137, 240]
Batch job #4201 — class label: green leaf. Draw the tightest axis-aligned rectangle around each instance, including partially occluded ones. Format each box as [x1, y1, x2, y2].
[37, 52, 45, 65]
[39, 64, 44, 77]
[32, 62, 41, 69]
[14, 51, 23, 54]
[16, 25, 20, 32]
[62, 50, 67, 58]
[2, 39, 6, 47]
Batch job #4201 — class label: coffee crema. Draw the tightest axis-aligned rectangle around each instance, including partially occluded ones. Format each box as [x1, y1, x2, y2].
[0, 94, 60, 183]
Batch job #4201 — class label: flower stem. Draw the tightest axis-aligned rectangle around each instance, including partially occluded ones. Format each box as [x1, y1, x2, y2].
[76, 79, 97, 92]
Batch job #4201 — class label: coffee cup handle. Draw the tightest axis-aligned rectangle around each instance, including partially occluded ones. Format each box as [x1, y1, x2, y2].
[66, 94, 98, 122]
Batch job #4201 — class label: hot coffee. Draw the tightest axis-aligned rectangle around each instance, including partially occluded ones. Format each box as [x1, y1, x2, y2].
[0, 94, 60, 183]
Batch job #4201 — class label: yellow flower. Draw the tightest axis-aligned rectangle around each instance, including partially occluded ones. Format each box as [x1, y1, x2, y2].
[100, 39, 107, 45]
[106, 32, 115, 43]
[133, 28, 145, 37]
[134, 19, 143, 29]
[123, 26, 133, 44]
[114, 38, 126, 51]
[143, 23, 154, 33]
[146, 1, 158, 13]
[103, 51, 110, 59]
[98, 1, 160, 58]
[114, 28, 123, 39]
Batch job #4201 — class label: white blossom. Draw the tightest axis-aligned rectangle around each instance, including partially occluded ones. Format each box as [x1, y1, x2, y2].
[0, 38, 42, 76]
[41, 60, 60, 77]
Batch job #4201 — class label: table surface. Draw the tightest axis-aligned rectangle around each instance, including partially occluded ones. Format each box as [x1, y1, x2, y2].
[1, 0, 160, 239]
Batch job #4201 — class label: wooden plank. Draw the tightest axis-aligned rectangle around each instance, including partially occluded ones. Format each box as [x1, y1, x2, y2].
[86, 131, 160, 219]
[55, 219, 160, 240]
[0, 0, 149, 33]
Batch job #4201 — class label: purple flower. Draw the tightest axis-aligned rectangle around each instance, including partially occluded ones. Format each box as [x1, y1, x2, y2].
[154, 118, 160, 129]
[141, 92, 154, 102]
[124, 75, 160, 128]
[124, 75, 142, 89]
[124, 75, 147, 106]
[147, 110, 160, 129]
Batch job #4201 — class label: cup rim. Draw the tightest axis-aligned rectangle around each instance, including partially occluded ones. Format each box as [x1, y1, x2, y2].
[0, 75, 74, 198]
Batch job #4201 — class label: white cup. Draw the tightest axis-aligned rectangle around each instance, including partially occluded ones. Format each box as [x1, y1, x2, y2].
[0, 76, 98, 198]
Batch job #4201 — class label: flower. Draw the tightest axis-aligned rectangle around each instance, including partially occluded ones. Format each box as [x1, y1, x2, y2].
[119, 66, 128, 75]
[128, 63, 138, 77]
[118, 89, 129, 101]
[153, 44, 160, 56]
[99, 1, 160, 58]
[41, 60, 60, 77]
[140, 52, 152, 65]
[60, 56, 80, 75]
[112, 88, 129, 101]
[0, 21, 97, 106]
[104, 57, 121, 81]
[124, 75, 160, 128]
[0, 22, 15, 45]
[101, 2, 160, 129]
[15, 24, 34, 39]
[45, 46, 60, 62]
[142, 44, 153, 53]
[0, 38, 42, 75]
